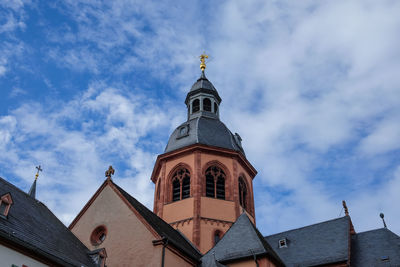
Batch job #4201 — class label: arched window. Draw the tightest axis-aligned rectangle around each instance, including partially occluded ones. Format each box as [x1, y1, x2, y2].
[214, 102, 218, 114]
[172, 179, 180, 202]
[238, 177, 247, 210]
[214, 230, 222, 245]
[205, 166, 225, 200]
[182, 176, 190, 199]
[216, 177, 225, 199]
[203, 98, 211, 112]
[192, 99, 200, 113]
[171, 168, 190, 202]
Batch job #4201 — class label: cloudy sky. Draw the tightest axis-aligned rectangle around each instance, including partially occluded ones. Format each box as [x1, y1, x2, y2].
[1, 0, 400, 235]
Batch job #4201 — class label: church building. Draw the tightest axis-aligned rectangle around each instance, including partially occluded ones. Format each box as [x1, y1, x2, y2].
[1, 58, 399, 266]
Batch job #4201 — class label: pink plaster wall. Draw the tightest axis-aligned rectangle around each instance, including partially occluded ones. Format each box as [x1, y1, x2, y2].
[70, 185, 163, 266]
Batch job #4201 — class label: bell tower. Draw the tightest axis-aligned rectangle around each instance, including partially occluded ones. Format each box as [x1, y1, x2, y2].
[151, 57, 257, 253]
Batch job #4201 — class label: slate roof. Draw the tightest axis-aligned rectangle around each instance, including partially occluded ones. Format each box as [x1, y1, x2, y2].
[265, 216, 351, 267]
[165, 116, 245, 155]
[0, 177, 96, 267]
[201, 213, 284, 267]
[112, 182, 202, 262]
[185, 71, 221, 105]
[351, 228, 400, 266]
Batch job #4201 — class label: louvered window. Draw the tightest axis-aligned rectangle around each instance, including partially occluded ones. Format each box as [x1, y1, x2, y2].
[172, 179, 181, 202]
[171, 168, 190, 202]
[182, 176, 190, 199]
[205, 166, 225, 200]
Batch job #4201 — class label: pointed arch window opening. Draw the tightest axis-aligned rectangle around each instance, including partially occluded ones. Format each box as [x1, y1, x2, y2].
[203, 98, 212, 112]
[205, 166, 226, 200]
[171, 168, 191, 202]
[239, 177, 248, 210]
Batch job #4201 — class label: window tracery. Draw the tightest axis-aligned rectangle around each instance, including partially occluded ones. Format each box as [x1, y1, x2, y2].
[171, 168, 191, 202]
[205, 166, 225, 199]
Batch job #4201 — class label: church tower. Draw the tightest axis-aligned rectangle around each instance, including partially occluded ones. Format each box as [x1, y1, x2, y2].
[151, 57, 257, 253]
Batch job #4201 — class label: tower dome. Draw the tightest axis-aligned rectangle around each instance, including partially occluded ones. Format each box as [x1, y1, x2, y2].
[165, 71, 245, 155]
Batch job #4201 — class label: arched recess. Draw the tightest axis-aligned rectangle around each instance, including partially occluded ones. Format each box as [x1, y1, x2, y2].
[192, 99, 200, 113]
[203, 98, 212, 112]
[166, 163, 193, 203]
[202, 160, 232, 201]
[238, 174, 254, 215]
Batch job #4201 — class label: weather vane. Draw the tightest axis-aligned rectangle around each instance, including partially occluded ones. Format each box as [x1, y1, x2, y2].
[105, 165, 115, 180]
[199, 53, 209, 71]
[35, 165, 42, 181]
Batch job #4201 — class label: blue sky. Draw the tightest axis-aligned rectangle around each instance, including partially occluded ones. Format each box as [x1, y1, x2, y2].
[1, 0, 400, 235]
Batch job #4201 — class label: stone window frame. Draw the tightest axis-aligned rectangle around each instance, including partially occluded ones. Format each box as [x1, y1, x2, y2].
[202, 161, 231, 201]
[167, 164, 193, 203]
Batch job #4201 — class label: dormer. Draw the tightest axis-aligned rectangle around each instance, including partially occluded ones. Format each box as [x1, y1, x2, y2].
[0, 193, 13, 218]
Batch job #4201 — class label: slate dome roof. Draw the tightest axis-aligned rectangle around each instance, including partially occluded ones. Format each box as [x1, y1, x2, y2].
[185, 72, 221, 104]
[167, 71, 244, 155]
[164, 116, 244, 155]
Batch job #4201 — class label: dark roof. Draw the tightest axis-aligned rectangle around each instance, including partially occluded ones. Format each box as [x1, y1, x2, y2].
[201, 213, 284, 267]
[185, 72, 221, 105]
[112, 182, 202, 262]
[351, 228, 400, 266]
[264, 216, 351, 267]
[0, 177, 96, 267]
[164, 116, 245, 155]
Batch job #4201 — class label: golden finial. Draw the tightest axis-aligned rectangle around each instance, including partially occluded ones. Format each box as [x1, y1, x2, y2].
[35, 165, 42, 181]
[105, 165, 115, 180]
[199, 53, 209, 71]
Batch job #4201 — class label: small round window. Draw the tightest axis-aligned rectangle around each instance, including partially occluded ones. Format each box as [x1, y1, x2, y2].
[90, 225, 107, 246]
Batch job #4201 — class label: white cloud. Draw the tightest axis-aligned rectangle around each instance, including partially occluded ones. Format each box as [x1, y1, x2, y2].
[1, 0, 399, 236]
[0, 84, 179, 224]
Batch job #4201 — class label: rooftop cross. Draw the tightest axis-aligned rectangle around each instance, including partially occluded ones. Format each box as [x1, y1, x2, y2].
[35, 165, 43, 181]
[199, 53, 209, 71]
[105, 165, 115, 180]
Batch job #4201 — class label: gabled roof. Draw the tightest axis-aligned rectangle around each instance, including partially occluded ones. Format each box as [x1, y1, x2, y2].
[69, 178, 202, 263]
[0, 177, 96, 267]
[201, 213, 284, 267]
[112, 182, 202, 262]
[351, 228, 400, 266]
[265, 216, 351, 267]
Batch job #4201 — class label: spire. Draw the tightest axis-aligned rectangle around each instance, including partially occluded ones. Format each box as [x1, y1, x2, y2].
[29, 165, 42, 198]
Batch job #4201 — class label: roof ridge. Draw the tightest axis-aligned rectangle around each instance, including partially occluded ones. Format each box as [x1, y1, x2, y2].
[356, 227, 400, 238]
[265, 216, 349, 238]
[111, 181, 202, 261]
[0, 176, 38, 200]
